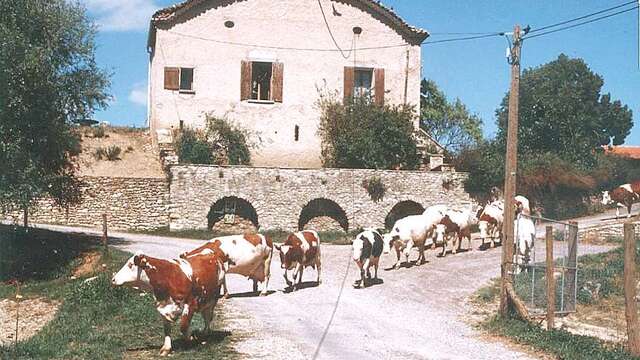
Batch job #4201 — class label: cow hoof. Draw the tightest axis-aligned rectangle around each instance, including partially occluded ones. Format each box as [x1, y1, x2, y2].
[222, 293, 230, 300]
[159, 348, 171, 357]
[259, 291, 268, 297]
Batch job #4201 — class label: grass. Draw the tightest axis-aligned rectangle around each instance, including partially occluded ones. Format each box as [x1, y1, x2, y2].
[482, 316, 637, 360]
[133, 227, 361, 245]
[0, 225, 240, 359]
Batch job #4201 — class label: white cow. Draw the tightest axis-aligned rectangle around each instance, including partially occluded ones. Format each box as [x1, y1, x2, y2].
[514, 215, 536, 272]
[433, 207, 479, 256]
[383, 205, 448, 269]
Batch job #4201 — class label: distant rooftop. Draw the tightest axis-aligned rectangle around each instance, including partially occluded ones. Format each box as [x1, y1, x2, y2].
[604, 146, 640, 159]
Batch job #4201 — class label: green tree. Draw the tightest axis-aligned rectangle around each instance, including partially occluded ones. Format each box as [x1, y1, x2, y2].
[318, 94, 420, 170]
[0, 1, 110, 216]
[420, 79, 483, 154]
[495, 54, 633, 168]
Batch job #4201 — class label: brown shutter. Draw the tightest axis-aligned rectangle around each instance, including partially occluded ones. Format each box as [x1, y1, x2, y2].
[271, 62, 284, 103]
[164, 67, 179, 90]
[240, 61, 252, 100]
[374, 68, 385, 105]
[343, 66, 355, 103]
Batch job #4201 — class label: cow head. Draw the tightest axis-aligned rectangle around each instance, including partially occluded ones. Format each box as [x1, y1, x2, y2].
[382, 231, 398, 254]
[274, 244, 293, 270]
[112, 253, 151, 287]
[434, 224, 446, 244]
[602, 191, 613, 205]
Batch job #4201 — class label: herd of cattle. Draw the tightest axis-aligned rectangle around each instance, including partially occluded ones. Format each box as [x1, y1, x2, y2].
[110, 180, 640, 356]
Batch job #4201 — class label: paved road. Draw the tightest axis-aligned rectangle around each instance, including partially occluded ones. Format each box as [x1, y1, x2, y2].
[18, 222, 614, 360]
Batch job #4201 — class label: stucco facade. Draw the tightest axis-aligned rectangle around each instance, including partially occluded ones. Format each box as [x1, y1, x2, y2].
[148, 0, 427, 168]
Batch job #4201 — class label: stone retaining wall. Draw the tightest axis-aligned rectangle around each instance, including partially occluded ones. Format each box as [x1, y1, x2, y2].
[3, 177, 169, 231]
[170, 165, 473, 231]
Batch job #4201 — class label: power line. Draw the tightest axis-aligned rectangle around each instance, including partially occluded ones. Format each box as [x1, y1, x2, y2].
[422, 32, 504, 45]
[524, 5, 639, 40]
[316, 0, 353, 58]
[528, 0, 637, 34]
[429, 31, 502, 36]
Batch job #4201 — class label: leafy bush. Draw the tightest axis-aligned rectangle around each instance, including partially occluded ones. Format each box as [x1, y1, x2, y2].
[93, 147, 106, 160]
[174, 116, 251, 165]
[317, 92, 420, 170]
[362, 176, 386, 202]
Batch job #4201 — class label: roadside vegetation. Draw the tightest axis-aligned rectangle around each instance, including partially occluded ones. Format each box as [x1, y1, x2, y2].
[473, 237, 640, 359]
[0, 225, 239, 359]
[174, 115, 252, 166]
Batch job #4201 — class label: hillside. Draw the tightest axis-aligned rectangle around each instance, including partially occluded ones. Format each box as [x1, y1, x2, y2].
[77, 126, 164, 179]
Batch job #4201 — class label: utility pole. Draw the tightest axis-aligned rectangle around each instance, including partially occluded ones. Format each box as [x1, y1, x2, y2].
[500, 24, 522, 317]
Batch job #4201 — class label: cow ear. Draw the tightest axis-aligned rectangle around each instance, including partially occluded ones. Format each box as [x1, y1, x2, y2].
[274, 244, 281, 251]
[134, 255, 148, 268]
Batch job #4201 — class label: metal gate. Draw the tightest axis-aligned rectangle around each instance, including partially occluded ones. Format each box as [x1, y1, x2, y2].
[512, 214, 578, 316]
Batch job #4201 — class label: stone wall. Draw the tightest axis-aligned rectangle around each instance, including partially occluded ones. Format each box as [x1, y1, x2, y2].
[170, 165, 473, 231]
[4, 177, 169, 231]
[579, 219, 640, 243]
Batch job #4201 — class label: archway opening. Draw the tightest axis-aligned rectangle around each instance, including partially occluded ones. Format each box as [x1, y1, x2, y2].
[298, 198, 349, 232]
[208, 196, 259, 233]
[385, 200, 425, 230]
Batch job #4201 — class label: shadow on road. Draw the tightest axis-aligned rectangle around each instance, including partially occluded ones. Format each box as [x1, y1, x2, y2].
[229, 290, 276, 298]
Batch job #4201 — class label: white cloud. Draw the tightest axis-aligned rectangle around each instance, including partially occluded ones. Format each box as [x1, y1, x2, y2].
[128, 82, 147, 107]
[84, 0, 160, 32]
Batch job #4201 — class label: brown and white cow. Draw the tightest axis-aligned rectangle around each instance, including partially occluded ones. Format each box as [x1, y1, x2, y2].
[112, 252, 224, 356]
[180, 233, 273, 297]
[434, 207, 479, 256]
[275, 230, 321, 291]
[602, 181, 640, 218]
[477, 200, 504, 248]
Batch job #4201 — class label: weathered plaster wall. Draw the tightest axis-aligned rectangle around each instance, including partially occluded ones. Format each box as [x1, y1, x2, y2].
[150, 0, 422, 168]
[3, 177, 170, 231]
[170, 165, 473, 231]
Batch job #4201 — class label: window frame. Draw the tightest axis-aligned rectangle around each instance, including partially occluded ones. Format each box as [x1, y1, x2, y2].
[249, 61, 273, 102]
[178, 67, 194, 93]
[353, 67, 374, 99]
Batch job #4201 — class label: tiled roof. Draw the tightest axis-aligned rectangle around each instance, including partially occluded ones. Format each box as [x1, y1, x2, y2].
[148, 0, 429, 48]
[605, 146, 640, 159]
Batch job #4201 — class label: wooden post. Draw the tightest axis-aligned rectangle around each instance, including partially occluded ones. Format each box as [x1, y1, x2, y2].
[102, 213, 108, 255]
[22, 207, 28, 228]
[624, 222, 640, 356]
[565, 221, 578, 312]
[546, 226, 555, 330]
[500, 24, 522, 317]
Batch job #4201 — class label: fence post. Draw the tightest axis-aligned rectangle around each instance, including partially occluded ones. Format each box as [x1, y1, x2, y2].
[546, 226, 555, 330]
[564, 221, 578, 312]
[102, 213, 108, 255]
[624, 222, 640, 356]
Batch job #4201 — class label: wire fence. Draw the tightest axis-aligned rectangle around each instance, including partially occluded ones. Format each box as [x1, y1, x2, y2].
[512, 214, 578, 316]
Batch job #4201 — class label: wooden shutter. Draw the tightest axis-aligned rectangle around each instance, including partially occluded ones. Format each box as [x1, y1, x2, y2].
[271, 62, 284, 103]
[343, 67, 355, 102]
[240, 61, 252, 100]
[374, 68, 385, 105]
[164, 67, 179, 90]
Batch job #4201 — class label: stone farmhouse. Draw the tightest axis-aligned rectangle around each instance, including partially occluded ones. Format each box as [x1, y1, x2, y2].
[147, 0, 446, 169]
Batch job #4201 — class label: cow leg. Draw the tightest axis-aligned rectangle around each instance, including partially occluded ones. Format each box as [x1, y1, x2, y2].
[179, 303, 195, 344]
[221, 276, 230, 299]
[260, 253, 272, 296]
[451, 235, 457, 255]
[283, 269, 292, 289]
[363, 258, 371, 286]
[468, 234, 472, 251]
[373, 257, 379, 279]
[417, 242, 426, 265]
[628, 203, 633, 218]
[202, 304, 215, 334]
[295, 265, 304, 290]
[394, 247, 402, 269]
[616, 206, 620, 219]
[316, 248, 322, 285]
[159, 320, 172, 356]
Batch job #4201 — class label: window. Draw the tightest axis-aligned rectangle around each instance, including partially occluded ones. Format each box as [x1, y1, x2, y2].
[164, 67, 194, 92]
[251, 62, 272, 101]
[354, 69, 373, 98]
[344, 67, 385, 105]
[241, 61, 283, 103]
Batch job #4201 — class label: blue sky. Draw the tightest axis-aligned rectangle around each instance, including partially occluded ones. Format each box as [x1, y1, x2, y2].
[86, 0, 640, 145]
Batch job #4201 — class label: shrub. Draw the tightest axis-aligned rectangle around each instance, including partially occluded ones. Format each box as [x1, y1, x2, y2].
[93, 147, 106, 160]
[317, 92, 420, 170]
[174, 116, 252, 165]
[104, 145, 121, 161]
[362, 176, 386, 202]
[87, 126, 106, 138]
[174, 128, 214, 165]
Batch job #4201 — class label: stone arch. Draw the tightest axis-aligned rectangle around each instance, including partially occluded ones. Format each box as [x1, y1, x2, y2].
[207, 196, 259, 232]
[298, 198, 349, 232]
[384, 200, 425, 230]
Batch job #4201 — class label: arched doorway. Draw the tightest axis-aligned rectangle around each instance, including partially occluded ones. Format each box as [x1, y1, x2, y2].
[298, 198, 349, 232]
[384, 200, 425, 230]
[208, 196, 259, 233]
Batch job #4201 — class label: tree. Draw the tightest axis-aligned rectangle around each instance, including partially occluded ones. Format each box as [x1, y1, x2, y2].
[495, 54, 633, 168]
[0, 0, 110, 218]
[317, 93, 420, 170]
[420, 79, 483, 154]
